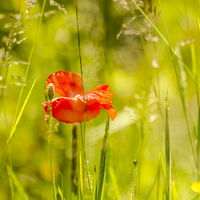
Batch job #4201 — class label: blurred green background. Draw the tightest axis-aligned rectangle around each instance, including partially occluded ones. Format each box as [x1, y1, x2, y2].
[0, 0, 200, 199]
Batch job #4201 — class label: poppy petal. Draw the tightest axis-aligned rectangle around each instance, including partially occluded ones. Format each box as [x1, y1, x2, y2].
[46, 71, 83, 97]
[84, 84, 117, 120]
[42, 97, 101, 123]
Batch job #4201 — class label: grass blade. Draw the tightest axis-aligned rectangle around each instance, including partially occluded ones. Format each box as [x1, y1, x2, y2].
[165, 93, 171, 200]
[10, 0, 47, 135]
[0, 145, 9, 179]
[92, 166, 97, 200]
[6, 163, 15, 199]
[49, 139, 57, 200]
[79, 151, 83, 200]
[7, 79, 37, 144]
[0, 79, 37, 179]
[97, 117, 110, 200]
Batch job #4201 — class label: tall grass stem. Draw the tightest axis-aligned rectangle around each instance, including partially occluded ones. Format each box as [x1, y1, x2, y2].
[165, 93, 171, 199]
[75, 1, 86, 197]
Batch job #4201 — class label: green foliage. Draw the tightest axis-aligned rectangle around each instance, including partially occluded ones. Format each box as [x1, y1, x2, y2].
[1, 0, 200, 199]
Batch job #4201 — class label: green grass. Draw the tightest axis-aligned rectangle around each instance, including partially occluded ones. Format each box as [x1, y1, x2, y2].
[1, 0, 200, 199]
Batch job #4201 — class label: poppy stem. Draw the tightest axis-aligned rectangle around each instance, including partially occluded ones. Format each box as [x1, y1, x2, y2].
[48, 100, 57, 200]
[75, 0, 85, 108]
[71, 123, 78, 195]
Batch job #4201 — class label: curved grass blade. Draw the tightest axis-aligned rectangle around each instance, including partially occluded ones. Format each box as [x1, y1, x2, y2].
[7, 79, 37, 144]
[0, 79, 37, 179]
[11, 0, 47, 134]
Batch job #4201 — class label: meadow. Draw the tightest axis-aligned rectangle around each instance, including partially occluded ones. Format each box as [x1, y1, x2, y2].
[0, 0, 200, 199]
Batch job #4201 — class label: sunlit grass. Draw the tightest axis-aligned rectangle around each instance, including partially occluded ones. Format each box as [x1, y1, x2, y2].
[1, 0, 200, 199]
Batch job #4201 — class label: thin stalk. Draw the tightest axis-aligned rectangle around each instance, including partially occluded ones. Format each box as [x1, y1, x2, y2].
[131, 160, 138, 200]
[75, 1, 86, 198]
[156, 153, 162, 200]
[48, 100, 57, 200]
[92, 166, 97, 200]
[75, 0, 85, 121]
[50, 138, 56, 200]
[8, 146, 15, 200]
[2, 99, 15, 199]
[136, 120, 144, 198]
[71, 124, 78, 195]
[79, 123, 85, 198]
[165, 93, 171, 200]
[78, 149, 83, 200]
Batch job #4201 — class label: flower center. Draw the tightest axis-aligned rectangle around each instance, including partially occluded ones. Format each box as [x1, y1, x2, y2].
[74, 94, 80, 99]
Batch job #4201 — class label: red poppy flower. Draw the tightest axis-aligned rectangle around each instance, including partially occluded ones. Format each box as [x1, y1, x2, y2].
[42, 71, 117, 123]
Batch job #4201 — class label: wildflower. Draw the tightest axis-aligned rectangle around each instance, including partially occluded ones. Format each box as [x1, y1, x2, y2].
[191, 181, 200, 194]
[42, 71, 117, 123]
